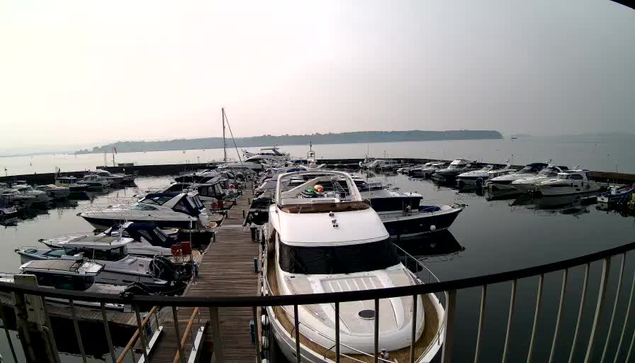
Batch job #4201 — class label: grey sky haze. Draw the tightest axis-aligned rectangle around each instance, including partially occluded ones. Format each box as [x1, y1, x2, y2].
[0, 0, 633, 151]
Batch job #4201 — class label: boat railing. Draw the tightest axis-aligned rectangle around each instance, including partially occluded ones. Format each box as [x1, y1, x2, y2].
[2, 241, 635, 363]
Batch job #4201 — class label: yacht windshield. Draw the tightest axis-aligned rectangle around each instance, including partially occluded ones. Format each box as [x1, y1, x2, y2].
[141, 195, 174, 205]
[538, 167, 556, 176]
[279, 239, 400, 274]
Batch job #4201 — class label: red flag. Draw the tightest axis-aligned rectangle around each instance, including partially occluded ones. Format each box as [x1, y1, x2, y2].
[114, 147, 117, 154]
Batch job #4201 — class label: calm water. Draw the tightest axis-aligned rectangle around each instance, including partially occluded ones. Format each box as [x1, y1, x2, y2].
[2, 135, 635, 176]
[1, 173, 634, 362]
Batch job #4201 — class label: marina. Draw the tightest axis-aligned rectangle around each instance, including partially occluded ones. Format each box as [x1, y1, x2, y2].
[0, 147, 634, 362]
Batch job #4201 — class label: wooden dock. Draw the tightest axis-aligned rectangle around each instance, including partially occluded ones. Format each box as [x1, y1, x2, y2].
[150, 191, 260, 363]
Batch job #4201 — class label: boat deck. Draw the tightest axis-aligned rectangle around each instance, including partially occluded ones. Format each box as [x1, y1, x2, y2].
[266, 253, 442, 363]
[150, 190, 260, 363]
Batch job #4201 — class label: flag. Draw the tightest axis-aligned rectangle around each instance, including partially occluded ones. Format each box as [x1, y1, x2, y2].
[114, 147, 117, 154]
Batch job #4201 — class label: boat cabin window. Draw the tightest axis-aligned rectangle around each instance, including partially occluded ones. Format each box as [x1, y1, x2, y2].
[132, 204, 158, 211]
[66, 247, 126, 261]
[43, 249, 69, 258]
[33, 272, 94, 291]
[558, 173, 584, 180]
[142, 195, 174, 205]
[278, 238, 400, 274]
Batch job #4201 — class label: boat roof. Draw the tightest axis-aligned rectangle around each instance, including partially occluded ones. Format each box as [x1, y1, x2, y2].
[21, 260, 103, 275]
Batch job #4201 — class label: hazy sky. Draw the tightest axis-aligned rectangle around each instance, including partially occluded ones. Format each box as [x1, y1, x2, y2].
[0, 0, 633, 151]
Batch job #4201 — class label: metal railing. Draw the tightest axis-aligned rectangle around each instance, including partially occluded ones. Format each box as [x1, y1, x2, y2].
[1, 241, 635, 362]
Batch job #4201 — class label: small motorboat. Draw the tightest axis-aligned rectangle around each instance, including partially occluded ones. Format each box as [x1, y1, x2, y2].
[597, 185, 635, 204]
[409, 162, 446, 178]
[16, 238, 191, 294]
[0, 259, 150, 310]
[536, 170, 601, 197]
[36, 184, 71, 200]
[55, 176, 90, 193]
[432, 159, 476, 184]
[361, 188, 464, 239]
[487, 162, 549, 197]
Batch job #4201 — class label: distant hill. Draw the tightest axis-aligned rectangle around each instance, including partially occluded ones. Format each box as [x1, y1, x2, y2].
[76, 130, 503, 154]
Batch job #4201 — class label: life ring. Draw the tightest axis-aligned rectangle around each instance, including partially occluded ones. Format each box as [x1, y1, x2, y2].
[171, 244, 182, 256]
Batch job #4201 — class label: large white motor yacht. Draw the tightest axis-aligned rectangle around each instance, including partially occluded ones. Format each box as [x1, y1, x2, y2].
[536, 170, 601, 197]
[510, 165, 569, 193]
[243, 146, 290, 163]
[487, 162, 549, 195]
[80, 192, 212, 230]
[264, 170, 445, 363]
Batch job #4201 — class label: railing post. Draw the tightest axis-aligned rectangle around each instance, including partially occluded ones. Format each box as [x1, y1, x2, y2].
[548, 269, 568, 363]
[335, 302, 340, 363]
[600, 253, 625, 362]
[0, 299, 19, 363]
[172, 306, 185, 363]
[209, 307, 224, 363]
[134, 304, 149, 362]
[442, 290, 457, 363]
[374, 298, 380, 363]
[253, 306, 261, 360]
[294, 304, 301, 363]
[584, 257, 612, 362]
[569, 263, 591, 363]
[410, 294, 418, 363]
[615, 262, 635, 363]
[100, 303, 117, 363]
[69, 300, 88, 363]
[527, 274, 544, 363]
[474, 285, 487, 363]
[501, 279, 517, 363]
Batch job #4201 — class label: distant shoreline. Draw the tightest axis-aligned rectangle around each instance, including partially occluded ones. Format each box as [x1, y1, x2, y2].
[75, 130, 503, 155]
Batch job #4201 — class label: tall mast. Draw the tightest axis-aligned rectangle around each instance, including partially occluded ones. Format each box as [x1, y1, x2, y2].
[222, 107, 227, 162]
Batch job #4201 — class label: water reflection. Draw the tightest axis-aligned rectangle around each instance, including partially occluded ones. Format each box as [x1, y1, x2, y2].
[395, 230, 465, 260]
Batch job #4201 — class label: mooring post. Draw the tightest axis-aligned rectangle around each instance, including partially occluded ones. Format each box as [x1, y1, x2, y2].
[13, 275, 60, 363]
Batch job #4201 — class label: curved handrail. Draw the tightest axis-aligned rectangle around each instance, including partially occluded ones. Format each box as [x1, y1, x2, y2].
[1, 241, 634, 307]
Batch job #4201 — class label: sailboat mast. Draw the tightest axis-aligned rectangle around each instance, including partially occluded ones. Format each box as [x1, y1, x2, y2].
[222, 107, 227, 162]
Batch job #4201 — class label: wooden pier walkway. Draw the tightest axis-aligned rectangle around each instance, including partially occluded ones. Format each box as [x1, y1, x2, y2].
[150, 191, 260, 363]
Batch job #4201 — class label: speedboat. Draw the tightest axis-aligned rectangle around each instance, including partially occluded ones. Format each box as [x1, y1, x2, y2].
[597, 185, 635, 204]
[79, 174, 112, 191]
[536, 170, 601, 197]
[360, 188, 464, 238]
[156, 179, 234, 211]
[55, 176, 90, 192]
[456, 165, 496, 188]
[80, 192, 212, 230]
[263, 170, 445, 363]
[16, 238, 190, 294]
[243, 146, 290, 163]
[87, 169, 135, 186]
[511, 165, 569, 193]
[362, 159, 401, 171]
[39, 222, 177, 257]
[487, 162, 549, 197]
[36, 184, 71, 200]
[409, 162, 446, 178]
[13, 183, 51, 205]
[431, 159, 475, 184]
[0, 260, 135, 310]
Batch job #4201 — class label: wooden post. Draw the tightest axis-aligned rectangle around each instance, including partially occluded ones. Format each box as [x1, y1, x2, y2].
[13, 275, 60, 363]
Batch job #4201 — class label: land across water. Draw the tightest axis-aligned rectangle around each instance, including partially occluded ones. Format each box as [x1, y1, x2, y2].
[1, 137, 634, 176]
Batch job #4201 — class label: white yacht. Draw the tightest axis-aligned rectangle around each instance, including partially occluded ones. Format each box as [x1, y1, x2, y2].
[36, 184, 71, 200]
[80, 192, 212, 230]
[511, 165, 569, 193]
[87, 169, 135, 186]
[55, 176, 90, 192]
[456, 162, 516, 188]
[487, 162, 549, 195]
[38, 222, 176, 257]
[408, 162, 446, 178]
[264, 170, 445, 363]
[536, 170, 601, 197]
[432, 159, 476, 183]
[243, 146, 290, 163]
